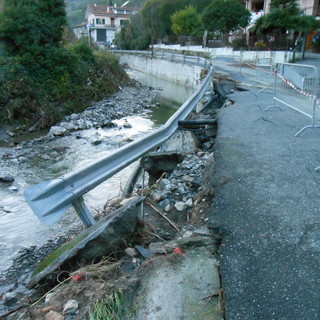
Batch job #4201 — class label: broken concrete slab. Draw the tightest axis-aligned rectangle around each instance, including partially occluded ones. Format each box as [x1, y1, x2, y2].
[27, 197, 144, 288]
[141, 151, 185, 176]
[148, 236, 220, 255]
[134, 247, 222, 320]
[161, 130, 201, 153]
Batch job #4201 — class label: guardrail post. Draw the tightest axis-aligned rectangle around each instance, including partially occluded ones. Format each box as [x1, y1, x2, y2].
[171, 53, 174, 61]
[197, 56, 200, 65]
[183, 54, 186, 64]
[72, 196, 96, 228]
[162, 51, 164, 59]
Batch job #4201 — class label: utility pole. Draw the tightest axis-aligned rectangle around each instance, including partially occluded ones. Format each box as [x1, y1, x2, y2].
[151, 1, 154, 57]
[87, 23, 91, 47]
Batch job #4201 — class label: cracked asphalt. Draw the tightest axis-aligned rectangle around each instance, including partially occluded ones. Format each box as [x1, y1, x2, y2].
[208, 58, 320, 320]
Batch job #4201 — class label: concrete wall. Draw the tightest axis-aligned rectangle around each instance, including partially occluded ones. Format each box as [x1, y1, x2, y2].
[153, 44, 303, 64]
[119, 53, 203, 88]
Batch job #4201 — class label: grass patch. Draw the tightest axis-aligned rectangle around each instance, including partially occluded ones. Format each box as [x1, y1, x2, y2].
[32, 229, 90, 275]
[88, 291, 138, 320]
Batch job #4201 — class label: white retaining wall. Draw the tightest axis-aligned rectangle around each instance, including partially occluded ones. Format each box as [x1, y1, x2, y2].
[119, 53, 203, 88]
[153, 44, 303, 64]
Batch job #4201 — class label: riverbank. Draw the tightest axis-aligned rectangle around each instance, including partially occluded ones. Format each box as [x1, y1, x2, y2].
[2, 125, 222, 320]
[0, 80, 161, 314]
[0, 66, 229, 319]
[0, 81, 158, 148]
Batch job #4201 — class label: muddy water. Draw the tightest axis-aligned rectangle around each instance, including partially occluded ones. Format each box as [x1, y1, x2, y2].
[0, 70, 194, 272]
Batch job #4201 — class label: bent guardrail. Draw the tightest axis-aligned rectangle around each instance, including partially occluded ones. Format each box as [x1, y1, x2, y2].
[24, 66, 214, 228]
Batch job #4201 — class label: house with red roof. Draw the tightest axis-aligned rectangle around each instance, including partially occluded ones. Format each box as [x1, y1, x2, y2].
[80, 4, 138, 46]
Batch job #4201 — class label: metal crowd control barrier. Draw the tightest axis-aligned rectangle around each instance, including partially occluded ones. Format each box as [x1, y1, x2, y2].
[266, 62, 320, 136]
[255, 57, 274, 92]
[24, 65, 214, 228]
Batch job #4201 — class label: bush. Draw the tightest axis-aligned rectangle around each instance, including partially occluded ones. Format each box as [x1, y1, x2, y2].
[231, 36, 248, 50]
[254, 40, 267, 51]
[0, 43, 131, 128]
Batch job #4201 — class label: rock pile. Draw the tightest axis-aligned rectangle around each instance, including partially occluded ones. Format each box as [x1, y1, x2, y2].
[50, 85, 158, 136]
[149, 151, 214, 216]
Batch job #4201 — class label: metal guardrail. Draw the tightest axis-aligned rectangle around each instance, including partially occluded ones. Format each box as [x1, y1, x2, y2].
[255, 57, 274, 93]
[265, 62, 320, 136]
[24, 59, 214, 228]
[113, 50, 211, 68]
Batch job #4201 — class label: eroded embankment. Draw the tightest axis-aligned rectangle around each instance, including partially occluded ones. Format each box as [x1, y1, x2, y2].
[1, 67, 239, 319]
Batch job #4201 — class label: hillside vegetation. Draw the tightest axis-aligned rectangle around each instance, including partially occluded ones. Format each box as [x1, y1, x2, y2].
[0, 0, 131, 130]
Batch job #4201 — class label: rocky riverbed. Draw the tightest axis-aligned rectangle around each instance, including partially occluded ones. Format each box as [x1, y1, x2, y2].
[0, 82, 161, 313]
[0, 70, 231, 319]
[1, 131, 219, 320]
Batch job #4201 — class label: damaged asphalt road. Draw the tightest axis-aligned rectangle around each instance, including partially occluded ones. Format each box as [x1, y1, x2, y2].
[209, 88, 320, 320]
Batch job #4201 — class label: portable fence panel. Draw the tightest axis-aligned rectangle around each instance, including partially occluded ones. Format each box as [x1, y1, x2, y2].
[255, 58, 273, 90]
[274, 63, 318, 121]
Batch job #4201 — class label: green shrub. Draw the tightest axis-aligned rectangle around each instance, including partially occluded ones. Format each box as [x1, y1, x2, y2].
[0, 43, 131, 128]
[88, 291, 137, 320]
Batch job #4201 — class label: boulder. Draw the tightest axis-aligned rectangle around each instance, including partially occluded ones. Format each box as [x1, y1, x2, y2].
[125, 247, 138, 258]
[123, 120, 132, 128]
[175, 201, 187, 212]
[141, 152, 185, 179]
[186, 198, 193, 208]
[49, 126, 67, 137]
[0, 175, 14, 183]
[161, 130, 200, 153]
[90, 137, 103, 145]
[59, 122, 78, 131]
[46, 311, 64, 320]
[101, 121, 117, 128]
[63, 300, 79, 315]
[69, 113, 79, 120]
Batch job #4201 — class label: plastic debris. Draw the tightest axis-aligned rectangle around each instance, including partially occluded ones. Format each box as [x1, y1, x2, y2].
[173, 247, 183, 255]
[71, 274, 82, 282]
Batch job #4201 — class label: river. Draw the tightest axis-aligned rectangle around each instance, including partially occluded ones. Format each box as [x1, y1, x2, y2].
[0, 69, 194, 273]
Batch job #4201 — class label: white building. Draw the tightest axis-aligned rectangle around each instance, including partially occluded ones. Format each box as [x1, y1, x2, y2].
[73, 22, 89, 40]
[83, 4, 139, 46]
[245, 0, 320, 17]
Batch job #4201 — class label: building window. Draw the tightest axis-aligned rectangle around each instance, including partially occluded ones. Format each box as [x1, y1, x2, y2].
[111, 18, 115, 27]
[118, 10, 125, 14]
[120, 20, 127, 26]
[96, 18, 105, 25]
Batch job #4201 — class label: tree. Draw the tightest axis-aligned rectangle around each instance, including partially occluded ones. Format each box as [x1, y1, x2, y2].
[141, 0, 186, 40]
[171, 5, 203, 36]
[115, 13, 151, 49]
[252, 0, 317, 49]
[188, 0, 211, 11]
[0, 0, 66, 58]
[202, 0, 250, 45]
